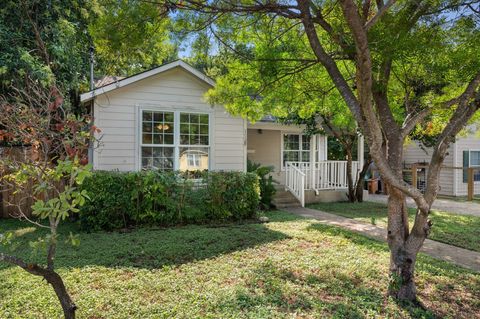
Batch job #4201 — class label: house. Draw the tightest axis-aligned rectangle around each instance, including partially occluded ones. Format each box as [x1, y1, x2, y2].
[403, 132, 480, 197]
[80, 60, 365, 207]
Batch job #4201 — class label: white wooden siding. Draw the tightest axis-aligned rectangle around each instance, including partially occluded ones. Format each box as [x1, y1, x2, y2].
[403, 141, 455, 196]
[92, 67, 246, 172]
[452, 134, 480, 196]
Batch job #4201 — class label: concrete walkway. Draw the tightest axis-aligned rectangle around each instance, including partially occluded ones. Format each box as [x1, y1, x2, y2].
[367, 194, 480, 217]
[287, 207, 480, 272]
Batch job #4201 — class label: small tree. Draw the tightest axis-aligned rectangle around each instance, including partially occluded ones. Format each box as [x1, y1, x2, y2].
[0, 80, 95, 319]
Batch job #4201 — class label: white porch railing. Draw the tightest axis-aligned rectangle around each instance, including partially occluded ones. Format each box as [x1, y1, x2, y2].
[313, 161, 360, 189]
[285, 162, 305, 207]
[285, 161, 360, 206]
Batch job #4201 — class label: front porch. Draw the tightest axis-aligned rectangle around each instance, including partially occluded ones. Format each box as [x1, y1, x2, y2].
[285, 160, 362, 207]
[247, 121, 365, 207]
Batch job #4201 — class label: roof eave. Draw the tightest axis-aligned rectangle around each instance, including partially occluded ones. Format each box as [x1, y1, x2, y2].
[80, 60, 215, 103]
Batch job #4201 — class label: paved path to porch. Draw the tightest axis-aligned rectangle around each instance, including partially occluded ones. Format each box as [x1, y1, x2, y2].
[367, 194, 480, 217]
[286, 207, 480, 272]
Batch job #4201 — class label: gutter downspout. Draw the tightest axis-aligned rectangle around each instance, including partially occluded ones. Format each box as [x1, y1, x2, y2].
[87, 46, 95, 166]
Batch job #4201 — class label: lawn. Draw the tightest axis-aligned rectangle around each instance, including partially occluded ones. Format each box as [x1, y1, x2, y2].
[309, 201, 480, 252]
[0, 212, 479, 318]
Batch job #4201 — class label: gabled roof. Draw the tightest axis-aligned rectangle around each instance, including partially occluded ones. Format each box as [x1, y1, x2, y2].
[94, 76, 125, 88]
[80, 60, 215, 103]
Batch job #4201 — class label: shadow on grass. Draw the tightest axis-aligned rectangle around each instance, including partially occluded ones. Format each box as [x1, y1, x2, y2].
[306, 223, 476, 277]
[218, 261, 387, 318]
[0, 217, 292, 270]
[394, 299, 438, 319]
[260, 209, 307, 223]
[306, 223, 389, 252]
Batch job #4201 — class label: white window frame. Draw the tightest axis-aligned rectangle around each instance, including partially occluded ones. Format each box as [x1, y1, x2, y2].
[464, 149, 480, 183]
[138, 107, 212, 171]
[187, 153, 201, 167]
[281, 132, 311, 170]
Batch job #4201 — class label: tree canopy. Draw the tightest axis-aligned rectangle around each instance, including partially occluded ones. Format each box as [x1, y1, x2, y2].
[0, 0, 95, 103]
[0, 0, 177, 110]
[167, 0, 480, 301]
[90, 0, 177, 76]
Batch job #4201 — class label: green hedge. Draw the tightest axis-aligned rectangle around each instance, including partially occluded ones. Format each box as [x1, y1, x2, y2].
[78, 171, 260, 230]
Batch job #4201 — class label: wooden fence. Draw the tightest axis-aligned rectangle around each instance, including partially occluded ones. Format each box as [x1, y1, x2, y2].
[0, 146, 38, 218]
[371, 163, 479, 201]
[405, 164, 478, 201]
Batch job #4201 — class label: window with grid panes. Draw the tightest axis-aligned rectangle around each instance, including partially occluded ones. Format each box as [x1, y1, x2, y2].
[179, 113, 209, 171]
[141, 111, 175, 170]
[282, 134, 310, 167]
[141, 111, 209, 171]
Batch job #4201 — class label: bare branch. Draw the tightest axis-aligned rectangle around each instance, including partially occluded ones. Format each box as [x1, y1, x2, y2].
[401, 108, 431, 137]
[362, 0, 372, 21]
[365, 0, 396, 30]
[164, 0, 301, 19]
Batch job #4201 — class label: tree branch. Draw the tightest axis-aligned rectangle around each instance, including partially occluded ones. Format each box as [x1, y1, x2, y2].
[297, 0, 363, 123]
[365, 0, 396, 30]
[0, 253, 47, 277]
[401, 108, 430, 138]
[339, 0, 430, 210]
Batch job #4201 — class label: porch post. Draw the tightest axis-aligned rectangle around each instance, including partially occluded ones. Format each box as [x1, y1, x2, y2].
[310, 135, 316, 189]
[358, 134, 364, 168]
[317, 135, 327, 161]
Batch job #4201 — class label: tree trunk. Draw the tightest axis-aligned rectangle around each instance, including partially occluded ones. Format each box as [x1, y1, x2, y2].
[0, 254, 77, 319]
[44, 270, 77, 319]
[355, 158, 371, 202]
[383, 136, 422, 301]
[388, 244, 418, 301]
[346, 149, 356, 202]
[386, 185, 420, 301]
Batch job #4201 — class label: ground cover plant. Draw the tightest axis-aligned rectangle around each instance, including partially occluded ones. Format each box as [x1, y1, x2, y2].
[309, 201, 480, 252]
[1, 211, 479, 318]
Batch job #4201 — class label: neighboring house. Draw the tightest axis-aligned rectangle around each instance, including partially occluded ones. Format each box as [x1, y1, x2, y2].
[403, 132, 480, 197]
[80, 60, 364, 206]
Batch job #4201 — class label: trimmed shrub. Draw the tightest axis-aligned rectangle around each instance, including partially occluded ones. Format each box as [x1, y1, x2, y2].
[202, 171, 260, 220]
[247, 160, 277, 209]
[78, 171, 135, 230]
[78, 170, 260, 230]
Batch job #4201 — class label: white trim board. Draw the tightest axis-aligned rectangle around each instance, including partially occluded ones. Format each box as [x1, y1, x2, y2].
[80, 60, 215, 103]
[280, 132, 312, 171]
[136, 106, 213, 171]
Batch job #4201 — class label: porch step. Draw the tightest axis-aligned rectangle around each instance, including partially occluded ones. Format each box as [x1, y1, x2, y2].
[273, 202, 302, 209]
[272, 187, 301, 209]
[273, 196, 298, 204]
[274, 190, 294, 198]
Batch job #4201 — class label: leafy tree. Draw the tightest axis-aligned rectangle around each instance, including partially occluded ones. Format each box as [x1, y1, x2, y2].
[0, 79, 95, 319]
[0, 0, 177, 113]
[0, 0, 95, 109]
[176, 13, 368, 201]
[90, 0, 178, 76]
[166, 0, 480, 302]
